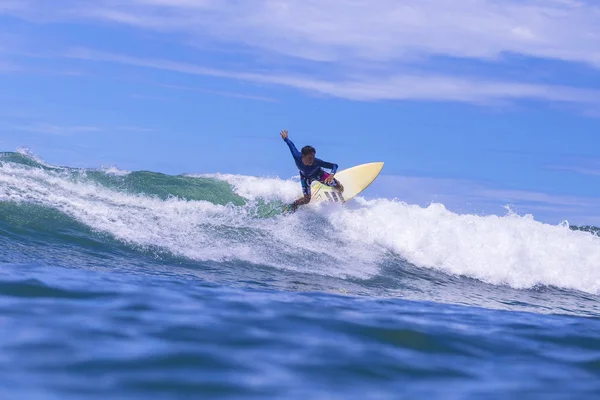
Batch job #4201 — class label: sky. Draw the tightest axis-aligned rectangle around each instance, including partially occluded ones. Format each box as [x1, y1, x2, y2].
[1, 0, 600, 225]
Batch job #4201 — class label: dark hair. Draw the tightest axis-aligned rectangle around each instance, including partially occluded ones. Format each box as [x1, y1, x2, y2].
[301, 145, 316, 156]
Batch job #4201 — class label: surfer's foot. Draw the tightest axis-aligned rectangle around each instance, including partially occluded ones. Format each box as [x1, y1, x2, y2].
[337, 183, 344, 193]
[283, 203, 298, 214]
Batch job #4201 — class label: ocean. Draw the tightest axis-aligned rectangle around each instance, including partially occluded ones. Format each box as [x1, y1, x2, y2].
[1, 150, 599, 399]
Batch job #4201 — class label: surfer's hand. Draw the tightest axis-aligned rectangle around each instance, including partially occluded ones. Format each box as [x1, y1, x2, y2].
[280, 130, 288, 140]
[324, 174, 335, 184]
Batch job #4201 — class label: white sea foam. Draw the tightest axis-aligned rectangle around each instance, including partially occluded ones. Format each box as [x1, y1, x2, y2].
[196, 173, 301, 202]
[99, 165, 131, 176]
[212, 173, 600, 295]
[15, 147, 63, 169]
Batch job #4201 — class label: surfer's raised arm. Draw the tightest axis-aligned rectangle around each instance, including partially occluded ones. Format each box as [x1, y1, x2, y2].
[280, 130, 301, 160]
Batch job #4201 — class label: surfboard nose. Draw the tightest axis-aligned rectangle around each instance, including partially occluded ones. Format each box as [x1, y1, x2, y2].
[364, 162, 384, 169]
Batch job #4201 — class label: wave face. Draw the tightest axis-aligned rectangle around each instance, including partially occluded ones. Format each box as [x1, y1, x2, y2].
[1, 150, 600, 315]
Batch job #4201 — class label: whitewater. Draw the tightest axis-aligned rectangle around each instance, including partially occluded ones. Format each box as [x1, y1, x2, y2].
[1, 150, 600, 399]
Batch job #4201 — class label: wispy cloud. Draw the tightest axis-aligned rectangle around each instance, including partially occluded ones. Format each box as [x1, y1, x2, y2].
[12, 123, 103, 135]
[0, 1, 24, 16]
[65, 48, 600, 105]
[0, 60, 21, 73]
[6, 0, 600, 67]
[159, 84, 277, 102]
[115, 125, 157, 133]
[129, 93, 171, 102]
[475, 187, 599, 209]
[552, 166, 600, 176]
[3, 1, 600, 106]
[8, 123, 156, 135]
[547, 158, 600, 176]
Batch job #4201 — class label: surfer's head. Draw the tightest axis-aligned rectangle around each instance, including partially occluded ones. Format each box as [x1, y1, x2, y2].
[301, 145, 316, 165]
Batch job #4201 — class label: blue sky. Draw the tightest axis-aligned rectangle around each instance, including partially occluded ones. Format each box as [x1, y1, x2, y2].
[1, 0, 600, 225]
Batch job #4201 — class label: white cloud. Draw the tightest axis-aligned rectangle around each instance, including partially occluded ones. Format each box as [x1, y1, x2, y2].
[8, 123, 156, 135]
[0, 1, 24, 13]
[11, 123, 103, 135]
[555, 166, 600, 176]
[475, 188, 599, 208]
[128, 93, 172, 101]
[0, 60, 19, 72]
[4, 0, 600, 67]
[3, 1, 600, 105]
[65, 48, 600, 105]
[547, 159, 600, 176]
[158, 84, 277, 102]
[115, 125, 157, 133]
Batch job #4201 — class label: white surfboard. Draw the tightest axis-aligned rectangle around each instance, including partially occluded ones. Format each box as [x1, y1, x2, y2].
[310, 162, 384, 204]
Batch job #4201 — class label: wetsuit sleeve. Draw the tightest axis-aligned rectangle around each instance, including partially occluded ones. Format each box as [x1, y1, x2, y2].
[284, 137, 302, 161]
[316, 159, 338, 174]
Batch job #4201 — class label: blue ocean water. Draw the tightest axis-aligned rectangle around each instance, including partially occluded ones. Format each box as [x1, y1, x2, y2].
[1, 150, 600, 399]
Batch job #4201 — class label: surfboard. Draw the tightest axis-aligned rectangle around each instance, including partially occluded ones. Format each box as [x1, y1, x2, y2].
[276, 161, 376, 207]
[279, 162, 384, 214]
[311, 161, 384, 204]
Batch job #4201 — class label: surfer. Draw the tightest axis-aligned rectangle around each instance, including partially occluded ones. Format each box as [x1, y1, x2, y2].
[280, 129, 344, 212]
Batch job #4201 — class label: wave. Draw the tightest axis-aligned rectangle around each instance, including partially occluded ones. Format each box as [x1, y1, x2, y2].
[2, 151, 600, 295]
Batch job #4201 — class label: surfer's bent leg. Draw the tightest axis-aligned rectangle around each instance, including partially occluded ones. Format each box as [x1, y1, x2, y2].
[291, 177, 312, 211]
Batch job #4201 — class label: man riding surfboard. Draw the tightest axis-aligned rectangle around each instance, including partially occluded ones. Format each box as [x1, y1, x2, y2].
[280, 129, 344, 212]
